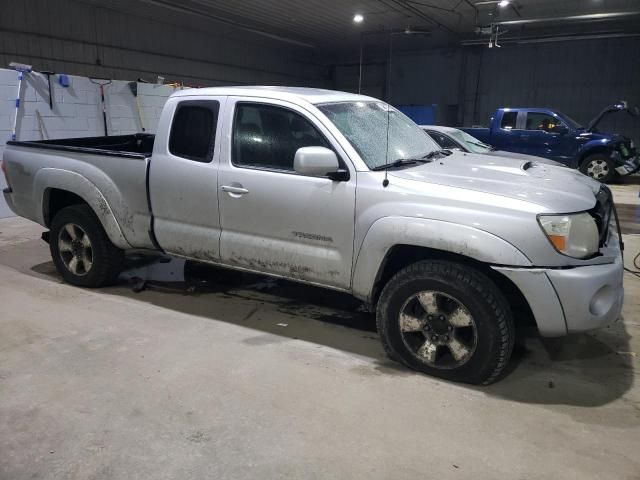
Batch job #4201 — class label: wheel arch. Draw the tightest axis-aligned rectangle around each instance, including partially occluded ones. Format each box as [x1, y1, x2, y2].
[369, 244, 536, 329]
[578, 144, 613, 166]
[36, 169, 130, 249]
[352, 217, 535, 327]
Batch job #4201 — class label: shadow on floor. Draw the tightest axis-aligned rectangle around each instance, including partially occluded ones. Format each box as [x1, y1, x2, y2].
[484, 321, 636, 413]
[29, 253, 637, 412]
[617, 174, 640, 186]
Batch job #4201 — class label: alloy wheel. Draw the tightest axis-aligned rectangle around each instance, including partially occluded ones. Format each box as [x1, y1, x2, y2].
[586, 159, 610, 180]
[398, 291, 477, 369]
[57, 223, 94, 276]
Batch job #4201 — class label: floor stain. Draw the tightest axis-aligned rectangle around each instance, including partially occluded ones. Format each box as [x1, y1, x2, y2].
[185, 431, 210, 444]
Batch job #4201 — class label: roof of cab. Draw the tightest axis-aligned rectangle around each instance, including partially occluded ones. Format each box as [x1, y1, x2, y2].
[171, 86, 378, 105]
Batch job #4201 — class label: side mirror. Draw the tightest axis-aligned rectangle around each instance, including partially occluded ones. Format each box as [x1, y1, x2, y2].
[294, 146, 348, 180]
[552, 124, 569, 135]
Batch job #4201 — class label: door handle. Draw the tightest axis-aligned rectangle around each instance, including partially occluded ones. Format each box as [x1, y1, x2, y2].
[221, 185, 249, 195]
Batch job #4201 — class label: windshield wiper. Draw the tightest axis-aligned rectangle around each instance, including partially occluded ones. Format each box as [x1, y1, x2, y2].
[468, 141, 493, 150]
[371, 150, 453, 171]
[371, 158, 426, 171]
[425, 149, 453, 159]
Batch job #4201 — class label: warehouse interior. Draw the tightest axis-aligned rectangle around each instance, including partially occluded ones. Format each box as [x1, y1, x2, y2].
[1, 0, 639, 478]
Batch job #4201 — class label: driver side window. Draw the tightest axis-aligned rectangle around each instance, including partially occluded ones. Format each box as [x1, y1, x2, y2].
[232, 103, 330, 171]
[525, 112, 563, 132]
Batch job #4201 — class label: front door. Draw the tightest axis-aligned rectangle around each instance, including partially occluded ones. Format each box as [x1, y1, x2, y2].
[148, 96, 226, 260]
[521, 111, 576, 162]
[217, 98, 356, 289]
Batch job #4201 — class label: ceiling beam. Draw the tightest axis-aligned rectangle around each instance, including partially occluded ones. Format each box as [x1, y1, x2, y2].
[381, 0, 457, 35]
[133, 0, 315, 48]
[462, 31, 640, 45]
[494, 10, 640, 26]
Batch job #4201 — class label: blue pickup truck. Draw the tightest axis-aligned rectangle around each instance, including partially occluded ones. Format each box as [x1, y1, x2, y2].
[462, 102, 639, 182]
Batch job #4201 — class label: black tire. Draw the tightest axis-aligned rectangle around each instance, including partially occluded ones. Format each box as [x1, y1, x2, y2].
[50, 204, 124, 287]
[579, 154, 616, 183]
[376, 260, 514, 385]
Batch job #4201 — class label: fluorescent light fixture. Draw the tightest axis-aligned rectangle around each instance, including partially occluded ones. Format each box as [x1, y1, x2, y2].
[353, 14, 364, 23]
[498, 0, 510, 7]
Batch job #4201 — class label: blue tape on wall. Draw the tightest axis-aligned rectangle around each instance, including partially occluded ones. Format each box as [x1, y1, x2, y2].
[397, 105, 438, 125]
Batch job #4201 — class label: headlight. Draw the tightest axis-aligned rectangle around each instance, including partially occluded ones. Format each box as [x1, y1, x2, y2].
[538, 212, 599, 258]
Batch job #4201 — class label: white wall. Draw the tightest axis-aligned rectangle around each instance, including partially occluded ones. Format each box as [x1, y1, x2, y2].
[0, 67, 177, 218]
[0, 68, 176, 148]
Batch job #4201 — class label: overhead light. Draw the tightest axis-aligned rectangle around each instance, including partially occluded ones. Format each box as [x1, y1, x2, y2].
[353, 14, 364, 23]
[498, 0, 510, 7]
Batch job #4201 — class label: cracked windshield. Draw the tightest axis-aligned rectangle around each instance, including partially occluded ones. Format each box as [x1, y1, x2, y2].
[318, 101, 440, 169]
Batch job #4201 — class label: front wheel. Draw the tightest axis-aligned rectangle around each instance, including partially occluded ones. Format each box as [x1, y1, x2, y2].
[50, 205, 124, 287]
[376, 260, 514, 385]
[579, 154, 616, 183]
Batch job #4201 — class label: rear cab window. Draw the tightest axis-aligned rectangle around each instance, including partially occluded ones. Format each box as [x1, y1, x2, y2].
[169, 100, 220, 162]
[500, 111, 518, 130]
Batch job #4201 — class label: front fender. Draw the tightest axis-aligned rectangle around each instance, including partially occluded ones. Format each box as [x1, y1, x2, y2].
[578, 140, 614, 163]
[34, 168, 130, 249]
[351, 216, 531, 302]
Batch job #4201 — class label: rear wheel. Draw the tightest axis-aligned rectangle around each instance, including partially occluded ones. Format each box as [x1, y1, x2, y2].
[580, 154, 616, 183]
[50, 205, 124, 287]
[376, 260, 514, 385]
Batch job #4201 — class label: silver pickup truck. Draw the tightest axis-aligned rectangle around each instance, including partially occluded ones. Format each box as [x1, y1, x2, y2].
[2, 86, 624, 384]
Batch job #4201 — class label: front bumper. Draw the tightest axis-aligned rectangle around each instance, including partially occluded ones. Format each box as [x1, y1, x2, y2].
[614, 154, 639, 176]
[494, 254, 624, 337]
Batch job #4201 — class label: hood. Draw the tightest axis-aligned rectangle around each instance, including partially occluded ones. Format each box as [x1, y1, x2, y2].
[577, 130, 627, 144]
[389, 151, 600, 213]
[587, 101, 640, 132]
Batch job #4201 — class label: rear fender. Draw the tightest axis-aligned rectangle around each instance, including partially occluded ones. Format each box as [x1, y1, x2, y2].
[35, 168, 130, 249]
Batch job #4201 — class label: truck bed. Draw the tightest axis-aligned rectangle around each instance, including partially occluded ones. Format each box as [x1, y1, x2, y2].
[3, 133, 155, 250]
[7, 134, 155, 159]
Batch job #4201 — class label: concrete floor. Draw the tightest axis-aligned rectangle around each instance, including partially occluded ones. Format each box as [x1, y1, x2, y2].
[1, 184, 639, 479]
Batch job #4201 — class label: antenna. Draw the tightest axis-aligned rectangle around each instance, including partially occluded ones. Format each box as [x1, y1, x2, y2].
[383, 32, 393, 188]
[358, 34, 363, 94]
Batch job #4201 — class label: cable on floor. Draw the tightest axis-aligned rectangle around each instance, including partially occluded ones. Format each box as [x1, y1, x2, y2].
[624, 251, 640, 279]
